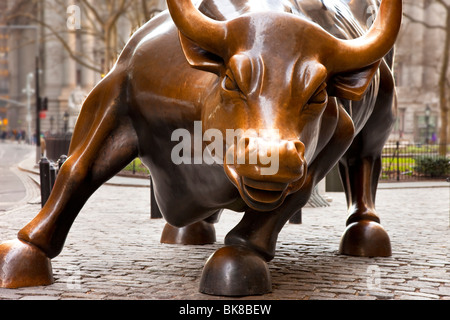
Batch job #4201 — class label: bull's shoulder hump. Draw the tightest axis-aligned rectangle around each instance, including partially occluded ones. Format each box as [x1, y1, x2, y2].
[198, 0, 299, 20]
[290, 0, 379, 39]
[117, 12, 178, 66]
[197, 0, 378, 40]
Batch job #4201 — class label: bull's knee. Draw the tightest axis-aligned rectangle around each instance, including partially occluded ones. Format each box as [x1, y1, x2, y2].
[17, 155, 92, 259]
[57, 156, 90, 186]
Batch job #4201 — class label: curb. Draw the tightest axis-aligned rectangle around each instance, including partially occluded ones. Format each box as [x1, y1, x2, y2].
[17, 157, 151, 189]
[17, 156, 448, 190]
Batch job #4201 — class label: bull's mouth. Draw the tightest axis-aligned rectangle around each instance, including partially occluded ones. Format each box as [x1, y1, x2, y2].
[242, 177, 288, 204]
[223, 163, 308, 212]
[223, 161, 294, 211]
[237, 176, 289, 211]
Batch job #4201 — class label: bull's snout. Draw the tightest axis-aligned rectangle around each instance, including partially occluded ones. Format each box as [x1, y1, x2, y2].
[224, 136, 307, 211]
[234, 137, 305, 181]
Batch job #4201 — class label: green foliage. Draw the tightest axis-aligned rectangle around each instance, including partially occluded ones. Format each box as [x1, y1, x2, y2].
[414, 156, 450, 178]
[123, 158, 150, 175]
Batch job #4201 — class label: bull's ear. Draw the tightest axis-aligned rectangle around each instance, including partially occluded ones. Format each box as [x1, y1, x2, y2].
[178, 32, 224, 75]
[328, 61, 381, 101]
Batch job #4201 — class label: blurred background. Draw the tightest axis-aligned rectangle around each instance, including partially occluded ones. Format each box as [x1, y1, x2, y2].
[0, 0, 449, 180]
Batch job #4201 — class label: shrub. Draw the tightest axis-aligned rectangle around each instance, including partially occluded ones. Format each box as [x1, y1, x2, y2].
[414, 156, 450, 178]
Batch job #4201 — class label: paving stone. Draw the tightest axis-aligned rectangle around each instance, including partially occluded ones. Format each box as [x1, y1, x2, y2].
[0, 289, 23, 300]
[0, 178, 449, 300]
[19, 295, 59, 300]
[396, 291, 441, 300]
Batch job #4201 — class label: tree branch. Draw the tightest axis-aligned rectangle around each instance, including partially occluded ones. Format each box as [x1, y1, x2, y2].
[79, 0, 104, 27]
[403, 12, 446, 30]
[19, 12, 103, 74]
[436, 0, 450, 10]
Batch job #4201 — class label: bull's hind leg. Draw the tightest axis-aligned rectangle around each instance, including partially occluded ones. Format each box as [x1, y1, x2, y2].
[151, 179, 219, 245]
[338, 154, 391, 257]
[0, 77, 138, 288]
[160, 211, 221, 245]
[338, 62, 395, 257]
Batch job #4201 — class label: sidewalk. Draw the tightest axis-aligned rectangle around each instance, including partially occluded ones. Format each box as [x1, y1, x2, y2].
[0, 154, 448, 300]
[17, 155, 151, 188]
[17, 153, 450, 190]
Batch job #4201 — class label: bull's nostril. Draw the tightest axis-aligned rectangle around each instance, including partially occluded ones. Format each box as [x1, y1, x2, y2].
[294, 140, 305, 155]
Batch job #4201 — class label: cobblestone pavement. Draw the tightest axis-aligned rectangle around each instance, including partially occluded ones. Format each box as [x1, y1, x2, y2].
[0, 168, 449, 300]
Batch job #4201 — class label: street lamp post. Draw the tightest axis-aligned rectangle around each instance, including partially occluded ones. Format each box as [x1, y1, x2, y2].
[425, 105, 431, 145]
[22, 72, 34, 144]
[35, 57, 43, 162]
[63, 111, 69, 134]
[0, 25, 42, 162]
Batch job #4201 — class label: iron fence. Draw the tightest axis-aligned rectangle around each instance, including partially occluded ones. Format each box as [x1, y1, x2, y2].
[381, 142, 450, 181]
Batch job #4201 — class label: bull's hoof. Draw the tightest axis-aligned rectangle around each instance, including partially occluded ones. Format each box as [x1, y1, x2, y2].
[339, 221, 392, 257]
[199, 245, 272, 296]
[0, 239, 54, 288]
[160, 221, 216, 245]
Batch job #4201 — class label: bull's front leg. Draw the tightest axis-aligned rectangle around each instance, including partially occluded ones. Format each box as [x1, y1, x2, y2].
[199, 192, 311, 296]
[0, 76, 139, 288]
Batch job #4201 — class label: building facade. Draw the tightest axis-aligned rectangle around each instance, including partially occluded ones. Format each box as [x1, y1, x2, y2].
[0, 1, 11, 132]
[1, 0, 448, 146]
[1, 0, 167, 140]
[392, 0, 447, 144]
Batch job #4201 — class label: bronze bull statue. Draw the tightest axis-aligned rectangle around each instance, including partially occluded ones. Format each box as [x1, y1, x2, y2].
[0, 0, 402, 296]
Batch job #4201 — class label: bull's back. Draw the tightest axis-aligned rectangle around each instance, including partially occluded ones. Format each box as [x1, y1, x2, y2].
[290, 0, 378, 38]
[123, 12, 216, 113]
[198, 0, 377, 39]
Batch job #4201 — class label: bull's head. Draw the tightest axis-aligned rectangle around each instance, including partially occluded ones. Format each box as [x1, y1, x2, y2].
[167, 0, 402, 211]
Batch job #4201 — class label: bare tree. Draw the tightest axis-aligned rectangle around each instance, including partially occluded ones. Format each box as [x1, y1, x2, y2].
[2, 0, 163, 75]
[78, 0, 131, 73]
[403, 0, 450, 155]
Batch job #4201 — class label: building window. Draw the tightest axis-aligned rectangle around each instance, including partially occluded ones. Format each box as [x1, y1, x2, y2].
[0, 29, 9, 121]
[415, 111, 437, 144]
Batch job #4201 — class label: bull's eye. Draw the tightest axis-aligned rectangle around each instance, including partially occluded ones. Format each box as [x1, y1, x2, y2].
[308, 83, 328, 105]
[302, 83, 328, 114]
[222, 73, 240, 92]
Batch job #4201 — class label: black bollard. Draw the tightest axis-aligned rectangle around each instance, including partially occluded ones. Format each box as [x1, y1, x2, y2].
[39, 157, 51, 207]
[150, 178, 163, 219]
[49, 163, 57, 191]
[289, 209, 302, 224]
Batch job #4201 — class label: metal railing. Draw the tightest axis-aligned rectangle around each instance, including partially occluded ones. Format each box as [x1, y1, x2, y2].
[381, 142, 450, 181]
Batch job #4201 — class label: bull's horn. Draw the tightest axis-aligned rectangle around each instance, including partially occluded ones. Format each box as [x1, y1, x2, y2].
[331, 0, 402, 72]
[167, 0, 227, 56]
